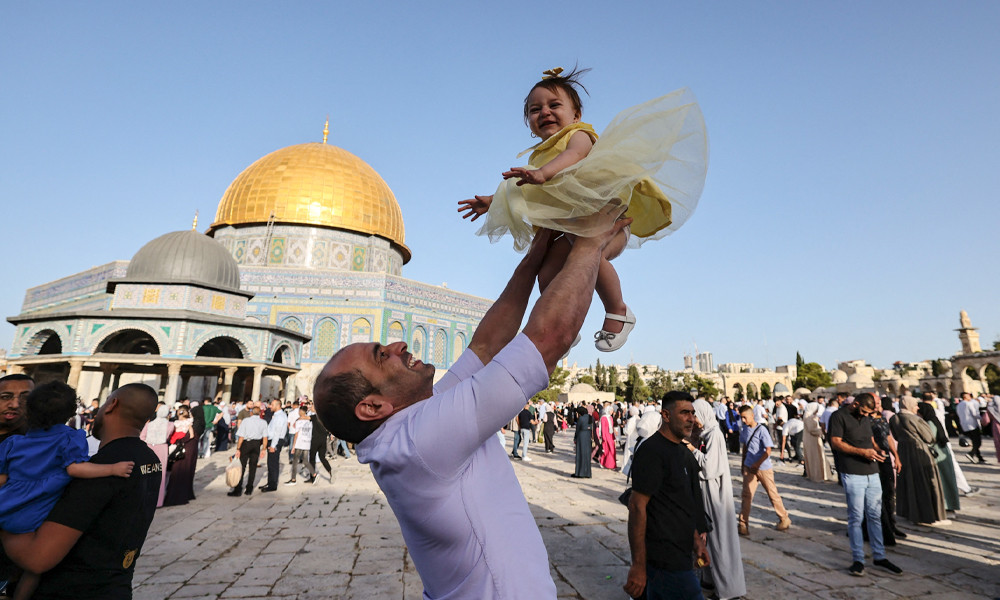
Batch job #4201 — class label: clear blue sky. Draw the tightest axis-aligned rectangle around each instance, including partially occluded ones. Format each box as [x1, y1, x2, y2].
[2, 2, 998, 371]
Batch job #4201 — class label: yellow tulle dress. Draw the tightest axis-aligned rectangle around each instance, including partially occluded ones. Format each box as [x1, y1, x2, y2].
[478, 88, 708, 252]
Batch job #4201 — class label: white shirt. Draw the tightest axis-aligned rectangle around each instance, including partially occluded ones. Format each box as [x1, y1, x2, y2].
[957, 399, 981, 432]
[783, 418, 804, 436]
[292, 418, 313, 450]
[356, 334, 555, 600]
[268, 408, 289, 449]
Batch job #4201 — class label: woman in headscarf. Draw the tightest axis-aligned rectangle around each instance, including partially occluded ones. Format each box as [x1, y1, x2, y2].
[598, 405, 617, 469]
[802, 402, 832, 482]
[542, 403, 557, 453]
[889, 396, 946, 524]
[163, 405, 200, 507]
[214, 400, 231, 452]
[140, 403, 174, 508]
[917, 401, 960, 512]
[866, 398, 903, 544]
[572, 406, 592, 478]
[621, 406, 640, 470]
[690, 399, 746, 600]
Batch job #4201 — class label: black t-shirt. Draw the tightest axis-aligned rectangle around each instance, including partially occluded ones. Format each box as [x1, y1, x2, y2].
[827, 406, 878, 476]
[35, 437, 162, 600]
[517, 409, 534, 429]
[630, 432, 708, 571]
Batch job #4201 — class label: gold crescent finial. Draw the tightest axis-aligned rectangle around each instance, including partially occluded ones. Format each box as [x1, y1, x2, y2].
[542, 67, 564, 79]
[192, 210, 199, 230]
[323, 116, 329, 144]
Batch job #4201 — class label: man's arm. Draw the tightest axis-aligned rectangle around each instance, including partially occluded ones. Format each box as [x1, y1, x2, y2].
[0, 520, 83, 574]
[523, 204, 631, 371]
[624, 490, 650, 599]
[466, 228, 554, 366]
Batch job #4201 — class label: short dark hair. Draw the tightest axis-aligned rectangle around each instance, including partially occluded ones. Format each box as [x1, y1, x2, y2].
[523, 65, 591, 127]
[0, 373, 33, 386]
[26, 381, 78, 430]
[738, 405, 754, 415]
[855, 393, 876, 409]
[314, 367, 381, 444]
[661, 390, 694, 411]
[921, 392, 934, 402]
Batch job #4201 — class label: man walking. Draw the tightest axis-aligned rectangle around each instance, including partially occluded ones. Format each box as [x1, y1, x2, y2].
[737, 405, 791, 536]
[828, 392, 903, 576]
[229, 405, 267, 497]
[956, 392, 985, 464]
[314, 209, 630, 599]
[624, 391, 711, 600]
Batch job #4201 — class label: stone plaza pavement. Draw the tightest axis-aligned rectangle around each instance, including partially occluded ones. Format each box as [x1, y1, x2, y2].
[134, 433, 1000, 600]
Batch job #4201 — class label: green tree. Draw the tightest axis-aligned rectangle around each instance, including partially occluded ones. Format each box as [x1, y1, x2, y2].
[793, 362, 833, 390]
[985, 364, 1000, 394]
[608, 366, 620, 395]
[646, 368, 672, 401]
[931, 359, 946, 377]
[624, 365, 650, 405]
[577, 374, 596, 387]
[796, 351, 805, 369]
[531, 367, 569, 404]
[760, 382, 771, 400]
[692, 375, 720, 400]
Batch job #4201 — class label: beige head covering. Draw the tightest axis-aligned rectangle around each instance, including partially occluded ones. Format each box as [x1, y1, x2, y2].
[900, 396, 919, 414]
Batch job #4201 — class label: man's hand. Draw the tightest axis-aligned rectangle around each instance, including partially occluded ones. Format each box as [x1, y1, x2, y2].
[860, 447, 884, 462]
[623, 563, 646, 599]
[457, 195, 493, 221]
[572, 201, 631, 255]
[268, 446, 275, 453]
[502, 167, 547, 186]
[111, 461, 134, 478]
[694, 532, 711, 568]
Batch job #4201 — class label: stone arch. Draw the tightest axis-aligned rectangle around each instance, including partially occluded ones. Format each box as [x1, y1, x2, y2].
[453, 332, 467, 358]
[746, 382, 759, 401]
[411, 326, 427, 361]
[22, 328, 63, 355]
[985, 364, 1000, 395]
[95, 327, 162, 355]
[196, 336, 247, 359]
[732, 382, 744, 401]
[280, 316, 304, 332]
[271, 343, 293, 364]
[433, 329, 448, 366]
[759, 381, 771, 400]
[387, 321, 405, 344]
[936, 381, 947, 398]
[886, 382, 897, 396]
[314, 318, 339, 359]
[350, 318, 372, 344]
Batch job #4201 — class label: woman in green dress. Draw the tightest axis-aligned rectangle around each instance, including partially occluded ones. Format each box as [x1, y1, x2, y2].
[918, 402, 960, 512]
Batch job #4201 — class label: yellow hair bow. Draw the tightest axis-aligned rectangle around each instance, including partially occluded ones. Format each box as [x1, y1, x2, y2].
[541, 67, 564, 79]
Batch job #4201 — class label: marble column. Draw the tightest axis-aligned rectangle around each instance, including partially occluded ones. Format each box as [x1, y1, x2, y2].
[67, 360, 85, 389]
[99, 364, 117, 401]
[220, 367, 237, 405]
[249, 365, 265, 404]
[284, 374, 297, 404]
[163, 363, 183, 406]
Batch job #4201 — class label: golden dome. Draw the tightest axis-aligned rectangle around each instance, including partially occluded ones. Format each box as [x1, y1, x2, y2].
[209, 142, 410, 262]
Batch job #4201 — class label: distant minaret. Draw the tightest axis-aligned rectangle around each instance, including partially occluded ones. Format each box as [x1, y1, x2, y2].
[957, 310, 981, 354]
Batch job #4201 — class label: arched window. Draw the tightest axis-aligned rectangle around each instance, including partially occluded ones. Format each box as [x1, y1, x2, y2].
[315, 319, 339, 358]
[411, 327, 426, 361]
[387, 321, 405, 344]
[453, 333, 466, 358]
[351, 318, 372, 344]
[280, 316, 303, 332]
[434, 329, 447, 366]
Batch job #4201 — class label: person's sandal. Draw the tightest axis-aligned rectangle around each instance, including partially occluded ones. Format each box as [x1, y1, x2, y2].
[595, 307, 636, 352]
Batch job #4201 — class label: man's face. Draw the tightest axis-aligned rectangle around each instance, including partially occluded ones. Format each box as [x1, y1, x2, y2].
[325, 341, 434, 414]
[851, 402, 875, 418]
[740, 411, 754, 427]
[0, 379, 32, 431]
[662, 401, 696, 439]
[962, 393, 972, 402]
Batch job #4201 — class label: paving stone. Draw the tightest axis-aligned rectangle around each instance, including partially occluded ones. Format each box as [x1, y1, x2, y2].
[139, 445, 1000, 599]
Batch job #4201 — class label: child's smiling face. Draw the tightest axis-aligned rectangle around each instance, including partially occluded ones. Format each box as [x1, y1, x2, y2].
[525, 86, 580, 141]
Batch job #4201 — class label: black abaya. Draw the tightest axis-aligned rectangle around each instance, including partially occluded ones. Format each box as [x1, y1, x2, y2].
[163, 434, 199, 506]
[574, 414, 592, 478]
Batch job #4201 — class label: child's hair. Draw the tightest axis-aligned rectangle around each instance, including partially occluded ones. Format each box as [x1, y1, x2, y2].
[176, 406, 191, 419]
[26, 381, 79, 430]
[522, 65, 591, 127]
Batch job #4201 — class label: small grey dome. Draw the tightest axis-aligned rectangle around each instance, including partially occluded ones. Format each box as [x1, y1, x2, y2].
[125, 230, 241, 292]
[773, 383, 790, 394]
